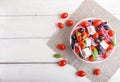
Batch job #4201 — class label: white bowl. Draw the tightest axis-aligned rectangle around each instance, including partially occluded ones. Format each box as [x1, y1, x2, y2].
[70, 18, 116, 63]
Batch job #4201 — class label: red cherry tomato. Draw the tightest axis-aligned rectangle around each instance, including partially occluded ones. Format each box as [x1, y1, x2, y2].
[60, 12, 68, 19]
[108, 30, 115, 37]
[93, 68, 101, 76]
[88, 55, 96, 62]
[78, 41, 84, 49]
[90, 45, 95, 51]
[98, 29, 104, 35]
[73, 29, 78, 34]
[66, 19, 73, 26]
[107, 44, 113, 51]
[93, 19, 102, 27]
[93, 33, 99, 39]
[58, 60, 67, 67]
[75, 47, 80, 55]
[80, 21, 90, 27]
[82, 31, 88, 38]
[102, 52, 109, 59]
[57, 22, 64, 29]
[76, 70, 86, 77]
[86, 31, 90, 37]
[77, 36, 82, 42]
[57, 44, 66, 50]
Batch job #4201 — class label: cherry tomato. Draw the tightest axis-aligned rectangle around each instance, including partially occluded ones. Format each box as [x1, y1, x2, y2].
[57, 44, 66, 50]
[76, 70, 86, 77]
[82, 31, 88, 38]
[75, 47, 80, 55]
[57, 22, 64, 29]
[107, 44, 113, 51]
[93, 68, 101, 76]
[86, 31, 90, 37]
[58, 60, 67, 67]
[102, 52, 109, 59]
[73, 29, 78, 34]
[78, 41, 84, 49]
[98, 29, 104, 35]
[77, 36, 82, 42]
[93, 19, 102, 27]
[66, 19, 73, 26]
[108, 30, 115, 37]
[93, 33, 99, 39]
[90, 45, 95, 51]
[60, 12, 68, 19]
[80, 21, 90, 27]
[88, 55, 96, 62]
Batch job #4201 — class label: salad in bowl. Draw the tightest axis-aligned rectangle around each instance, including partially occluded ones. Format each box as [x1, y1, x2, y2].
[70, 18, 115, 63]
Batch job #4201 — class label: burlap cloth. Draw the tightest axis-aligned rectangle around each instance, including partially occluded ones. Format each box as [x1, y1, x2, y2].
[47, 0, 120, 82]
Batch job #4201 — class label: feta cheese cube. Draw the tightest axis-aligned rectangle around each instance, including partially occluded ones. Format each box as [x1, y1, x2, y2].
[82, 48, 92, 58]
[100, 40, 109, 50]
[87, 25, 96, 35]
[85, 38, 91, 46]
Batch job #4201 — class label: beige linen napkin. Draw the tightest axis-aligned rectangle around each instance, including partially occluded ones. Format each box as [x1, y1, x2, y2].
[47, 0, 120, 82]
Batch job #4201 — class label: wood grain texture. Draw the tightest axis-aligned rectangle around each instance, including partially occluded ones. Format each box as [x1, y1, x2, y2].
[0, 0, 119, 15]
[0, 0, 119, 82]
[0, 38, 59, 62]
[0, 64, 119, 82]
[0, 15, 119, 38]
[0, 64, 90, 82]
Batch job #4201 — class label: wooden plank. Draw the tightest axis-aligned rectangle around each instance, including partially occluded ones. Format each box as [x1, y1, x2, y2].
[0, 64, 119, 82]
[0, 64, 89, 82]
[0, 0, 119, 15]
[0, 16, 58, 38]
[0, 0, 82, 15]
[0, 14, 119, 38]
[0, 38, 59, 62]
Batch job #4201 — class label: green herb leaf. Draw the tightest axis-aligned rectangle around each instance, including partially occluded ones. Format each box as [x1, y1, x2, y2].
[53, 54, 61, 58]
[111, 39, 115, 46]
[92, 48, 98, 59]
[76, 32, 81, 37]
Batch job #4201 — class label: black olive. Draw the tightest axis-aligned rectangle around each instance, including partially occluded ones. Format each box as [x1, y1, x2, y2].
[94, 39, 100, 43]
[88, 20, 93, 24]
[99, 36, 105, 41]
[71, 42, 75, 49]
[101, 22, 107, 26]
[97, 45, 103, 51]
[98, 50, 102, 55]
[95, 27, 100, 31]
[72, 39, 77, 43]
[79, 28, 85, 33]
[71, 34, 76, 40]
[104, 25, 110, 30]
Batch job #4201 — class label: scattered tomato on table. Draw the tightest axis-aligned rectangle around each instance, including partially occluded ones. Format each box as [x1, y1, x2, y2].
[58, 60, 67, 67]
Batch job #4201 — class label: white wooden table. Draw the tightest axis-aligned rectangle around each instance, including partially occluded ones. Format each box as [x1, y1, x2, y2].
[0, 0, 120, 82]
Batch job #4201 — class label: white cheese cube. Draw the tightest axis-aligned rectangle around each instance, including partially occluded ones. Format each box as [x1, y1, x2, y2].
[100, 40, 109, 50]
[85, 38, 91, 46]
[87, 25, 96, 35]
[82, 48, 92, 58]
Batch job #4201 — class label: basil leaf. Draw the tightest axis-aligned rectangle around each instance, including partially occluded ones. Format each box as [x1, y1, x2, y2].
[76, 32, 81, 37]
[53, 54, 61, 58]
[92, 48, 98, 59]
